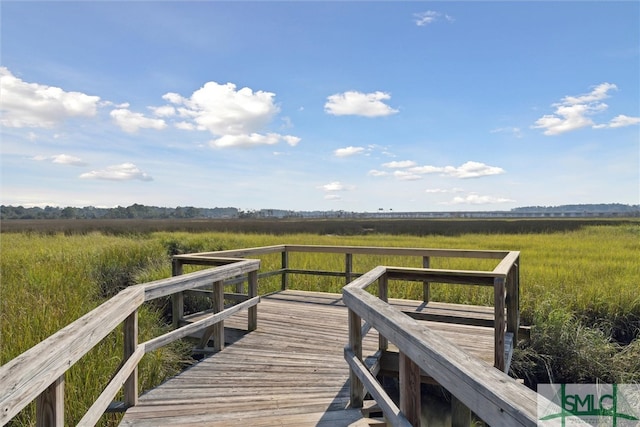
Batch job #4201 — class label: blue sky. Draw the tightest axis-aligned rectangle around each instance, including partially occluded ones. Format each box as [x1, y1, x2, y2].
[1, 1, 639, 212]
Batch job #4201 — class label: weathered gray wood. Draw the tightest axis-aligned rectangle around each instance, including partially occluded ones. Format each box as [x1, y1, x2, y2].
[422, 256, 431, 303]
[143, 296, 259, 352]
[281, 249, 289, 290]
[171, 258, 184, 329]
[199, 280, 225, 350]
[344, 348, 412, 427]
[492, 251, 520, 276]
[345, 252, 353, 285]
[281, 245, 509, 260]
[124, 310, 138, 407]
[494, 277, 506, 371]
[386, 267, 497, 286]
[35, 375, 64, 427]
[399, 352, 421, 427]
[144, 259, 260, 301]
[378, 274, 389, 351]
[77, 346, 144, 426]
[248, 270, 258, 331]
[506, 258, 520, 342]
[342, 285, 538, 427]
[348, 309, 363, 409]
[0, 286, 144, 425]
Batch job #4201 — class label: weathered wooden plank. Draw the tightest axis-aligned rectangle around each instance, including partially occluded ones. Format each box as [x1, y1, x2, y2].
[282, 244, 508, 259]
[399, 351, 421, 427]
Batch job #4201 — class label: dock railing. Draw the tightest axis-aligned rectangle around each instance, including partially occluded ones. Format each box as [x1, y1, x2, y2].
[0, 259, 260, 426]
[174, 244, 521, 371]
[342, 264, 538, 427]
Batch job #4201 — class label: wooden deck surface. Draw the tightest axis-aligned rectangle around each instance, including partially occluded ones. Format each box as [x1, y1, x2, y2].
[120, 290, 499, 426]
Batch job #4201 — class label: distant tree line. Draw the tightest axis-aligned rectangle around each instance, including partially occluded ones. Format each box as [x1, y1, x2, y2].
[0, 204, 239, 220]
[1, 203, 638, 221]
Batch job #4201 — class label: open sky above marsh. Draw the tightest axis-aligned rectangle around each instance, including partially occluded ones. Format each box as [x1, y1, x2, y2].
[1, 1, 639, 212]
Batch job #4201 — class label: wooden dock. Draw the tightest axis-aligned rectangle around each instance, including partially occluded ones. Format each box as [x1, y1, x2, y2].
[2, 245, 548, 427]
[120, 290, 501, 426]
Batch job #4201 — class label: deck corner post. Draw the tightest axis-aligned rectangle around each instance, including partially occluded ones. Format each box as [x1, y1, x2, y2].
[494, 276, 506, 371]
[399, 352, 421, 427]
[248, 270, 258, 331]
[171, 258, 184, 329]
[345, 253, 353, 286]
[348, 308, 363, 408]
[36, 375, 64, 427]
[506, 257, 520, 343]
[281, 249, 289, 290]
[422, 256, 431, 303]
[124, 309, 138, 407]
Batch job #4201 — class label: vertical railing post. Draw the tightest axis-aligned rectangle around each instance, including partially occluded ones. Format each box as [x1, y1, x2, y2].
[213, 280, 225, 350]
[494, 277, 506, 371]
[281, 248, 289, 290]
[36, 375, 64, 427]
[123, 310, 138, 407]
[378, 274, 388, 351]
[345, 253, 353, 286]
[248, 270, 258, 331]
[506, 257, 520, 343]
[422, 255, 431, 303]
[171, 258, 184, 329]
[348, 309, 363, 408]
[399, 352, 421, 427]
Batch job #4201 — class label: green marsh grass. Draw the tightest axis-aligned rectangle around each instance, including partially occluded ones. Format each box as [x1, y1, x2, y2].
[1, 222, 638, 423]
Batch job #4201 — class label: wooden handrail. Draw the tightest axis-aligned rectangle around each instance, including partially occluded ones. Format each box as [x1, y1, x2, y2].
[342, 268, 537, 427]
[0, 258, 261, 426]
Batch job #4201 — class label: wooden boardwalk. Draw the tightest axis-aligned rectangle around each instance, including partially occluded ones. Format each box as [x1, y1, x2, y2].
[120, 290, 501, 426]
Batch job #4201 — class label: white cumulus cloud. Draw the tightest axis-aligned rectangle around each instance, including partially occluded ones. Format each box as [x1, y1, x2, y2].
[110, 108, 167, 133]
[0, 67, 100, 128]
[334, 146, 366, 157]
[79, 163, 153, 181]
[161, 81, 299, 148]
[532, 82, 625, 135]
[325, 91, 399, 117]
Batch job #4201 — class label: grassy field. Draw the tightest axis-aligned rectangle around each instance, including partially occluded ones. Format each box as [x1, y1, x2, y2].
[1, 219, 638, 424]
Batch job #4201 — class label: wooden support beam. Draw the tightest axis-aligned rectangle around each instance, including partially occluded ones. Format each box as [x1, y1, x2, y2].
[171, 259, 184, 329]
[123, 310, 138, 407]
[348, 309, 363, 409]
[36, 375, 64, 427]
[345, 253, 353, 286]
[281, 250, 289, 290]
[399, 352, 421, 427]
[248, 271, 258, 331]
[422, 256, 431, 303]
[378, 274, 388, 351]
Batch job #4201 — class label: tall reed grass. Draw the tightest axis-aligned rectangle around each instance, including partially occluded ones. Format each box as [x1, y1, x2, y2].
[1, 222, 638, 424]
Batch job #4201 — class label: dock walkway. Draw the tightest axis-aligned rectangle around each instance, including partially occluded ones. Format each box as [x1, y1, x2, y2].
[120, 290, 499, 426]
